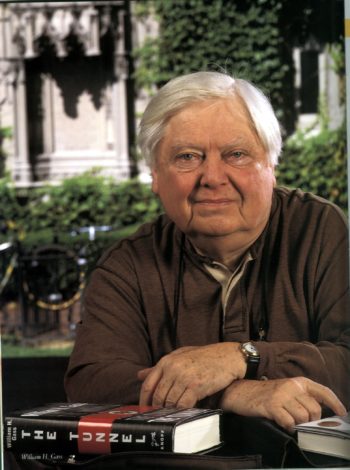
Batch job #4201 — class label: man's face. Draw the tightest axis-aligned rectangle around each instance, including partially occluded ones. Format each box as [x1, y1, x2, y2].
[152, 98, 276, 248]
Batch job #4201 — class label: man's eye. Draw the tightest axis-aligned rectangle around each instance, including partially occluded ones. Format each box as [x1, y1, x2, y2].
[231, 151, 244, 158]
[226, 151, 252, 166]
[179, 153, 195, 161]
[174, 153, 202, 169]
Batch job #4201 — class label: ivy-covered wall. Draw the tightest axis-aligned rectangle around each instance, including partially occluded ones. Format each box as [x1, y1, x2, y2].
[277, 124, 348, 212]
[134, 0, 344, 135]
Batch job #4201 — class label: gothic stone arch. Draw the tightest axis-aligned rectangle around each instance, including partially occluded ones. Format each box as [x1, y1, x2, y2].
[0, 1, 135, 185]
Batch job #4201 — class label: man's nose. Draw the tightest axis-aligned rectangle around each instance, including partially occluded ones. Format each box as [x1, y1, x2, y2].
[199, 154, 229, 187]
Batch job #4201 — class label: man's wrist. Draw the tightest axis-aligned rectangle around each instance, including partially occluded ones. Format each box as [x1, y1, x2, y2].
[231, 342, 248, 379]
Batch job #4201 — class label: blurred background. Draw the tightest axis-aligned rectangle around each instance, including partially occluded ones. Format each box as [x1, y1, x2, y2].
[0, 0, 347, 410]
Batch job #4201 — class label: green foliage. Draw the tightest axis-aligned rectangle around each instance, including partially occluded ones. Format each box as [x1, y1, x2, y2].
[0, 127, 12, 139]
[0, 171, 163, 236]
[26, 170, 115, 232]
[0, 176, 24, 229]
[276, 124, 348, 212]
[329, 43, 346, 105]
[133, 0, 302, 132]
[134, 0, 343, 134]
[134, 0, 284, 89]
[111, 178, 162, 226]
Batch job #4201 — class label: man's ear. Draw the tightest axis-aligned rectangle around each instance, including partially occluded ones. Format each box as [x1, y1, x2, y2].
[151, 168, 159, 194]
[272, 167, 277, 187]
[267, 163, 277, 186]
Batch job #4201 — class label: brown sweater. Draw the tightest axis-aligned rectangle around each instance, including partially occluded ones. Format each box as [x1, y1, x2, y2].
[65, 187, 350, 407]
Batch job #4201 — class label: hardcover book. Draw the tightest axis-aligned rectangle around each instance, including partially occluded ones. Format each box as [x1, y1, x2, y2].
[4, 403, 223, 456]
[295, 412, 350, 460]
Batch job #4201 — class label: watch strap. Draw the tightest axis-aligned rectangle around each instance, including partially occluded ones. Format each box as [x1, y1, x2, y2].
[240, 342, 260, 380]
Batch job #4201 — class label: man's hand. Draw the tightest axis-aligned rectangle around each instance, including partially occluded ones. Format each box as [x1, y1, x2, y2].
[138, 343, 246, 407]
[220, 377, 347, 432]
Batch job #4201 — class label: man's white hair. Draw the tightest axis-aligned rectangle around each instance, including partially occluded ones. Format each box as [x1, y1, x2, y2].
[138, 71, 282, 167]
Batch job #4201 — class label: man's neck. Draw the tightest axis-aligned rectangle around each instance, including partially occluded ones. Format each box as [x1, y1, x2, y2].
[188, 232, 259, 270]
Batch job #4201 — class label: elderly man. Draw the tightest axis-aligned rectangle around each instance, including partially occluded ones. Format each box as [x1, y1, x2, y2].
[65, 71, 349, 431]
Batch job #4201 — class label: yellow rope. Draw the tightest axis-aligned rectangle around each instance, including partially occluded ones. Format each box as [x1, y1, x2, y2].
[0, 253, 17, 295]
[24, 272, 86, 311]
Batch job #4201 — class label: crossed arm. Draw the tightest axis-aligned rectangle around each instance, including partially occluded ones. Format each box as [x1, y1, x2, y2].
[137, 343, 347, 432]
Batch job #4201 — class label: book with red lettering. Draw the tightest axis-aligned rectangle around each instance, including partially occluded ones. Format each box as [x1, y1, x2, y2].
[4, 403, 223, 456]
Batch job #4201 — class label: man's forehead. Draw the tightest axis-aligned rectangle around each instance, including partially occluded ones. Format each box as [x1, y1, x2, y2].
[166, 136, 258, 151]
[153, 97, 266, 161]
[163, 100, 248, 135]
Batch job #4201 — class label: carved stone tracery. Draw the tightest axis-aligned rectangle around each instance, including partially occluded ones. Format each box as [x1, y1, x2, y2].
[0, 1, 132, 185]
[1, 2, 124, 60]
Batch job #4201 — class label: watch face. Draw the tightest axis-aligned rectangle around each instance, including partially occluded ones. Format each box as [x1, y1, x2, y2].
[242, 342, 260, 357]
[245, 343, 257, 354]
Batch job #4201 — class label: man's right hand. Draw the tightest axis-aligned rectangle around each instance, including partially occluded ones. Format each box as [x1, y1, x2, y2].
[220, 376, 347, 432]
[138, 342, 247, 408]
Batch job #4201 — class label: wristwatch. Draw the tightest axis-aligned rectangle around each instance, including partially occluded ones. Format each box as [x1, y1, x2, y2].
[240, 342, 260, 379]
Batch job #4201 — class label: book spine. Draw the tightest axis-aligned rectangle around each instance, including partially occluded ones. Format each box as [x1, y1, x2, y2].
[109, 420, 173, 453]
[5, 417, 80, 454]
[4, 414, 174, 454]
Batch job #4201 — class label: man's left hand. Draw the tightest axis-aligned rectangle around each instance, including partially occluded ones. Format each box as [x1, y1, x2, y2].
[219, 377, 347, 432]
[138, 343, 246, 407]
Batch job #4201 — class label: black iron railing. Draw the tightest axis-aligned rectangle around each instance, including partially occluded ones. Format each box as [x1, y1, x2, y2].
[0, 225, 117, 338]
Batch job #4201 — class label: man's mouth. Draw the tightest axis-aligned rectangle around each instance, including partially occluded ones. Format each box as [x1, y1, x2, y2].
[193, 198, 235, 205]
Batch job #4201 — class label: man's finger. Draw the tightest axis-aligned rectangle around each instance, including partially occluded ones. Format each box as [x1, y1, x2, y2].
[295, 394, 322, 422]
[283, 399, 312, 425]
[139, 367, 163, 406]
[152, 376, 177, 407]
[137, 367, 153, 382]
[305, 380, 347, 416]
[268, 407, 296, 432]
[176, 387, 198, 409]
[163, 382, 188, 407]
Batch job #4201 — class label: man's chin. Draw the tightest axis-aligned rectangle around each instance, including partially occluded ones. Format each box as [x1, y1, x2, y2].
[185, 223, 244, 239]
